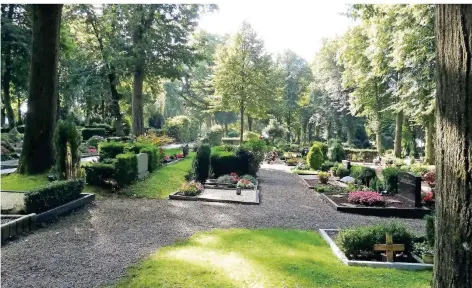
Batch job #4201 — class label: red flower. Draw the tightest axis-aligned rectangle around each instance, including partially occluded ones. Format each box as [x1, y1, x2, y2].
[88, 148, 97, 153]
[423, 191, 434, 202]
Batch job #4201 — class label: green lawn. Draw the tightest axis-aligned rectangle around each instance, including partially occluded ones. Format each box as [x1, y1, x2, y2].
[115, 229, 431, 288]
[163, 147, 182, 156]
[1, 172, 50, 191]
[122, 152, 195, 198]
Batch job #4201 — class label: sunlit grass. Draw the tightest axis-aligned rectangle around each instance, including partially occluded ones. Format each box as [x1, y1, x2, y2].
[115, 229, 432, 288]
[1, 172, 50, 191]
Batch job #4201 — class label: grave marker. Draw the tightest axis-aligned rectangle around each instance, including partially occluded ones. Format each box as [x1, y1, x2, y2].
[398, 171, 422, 207]
[374, 233, 405, 262]
[136, 153, 149, 179]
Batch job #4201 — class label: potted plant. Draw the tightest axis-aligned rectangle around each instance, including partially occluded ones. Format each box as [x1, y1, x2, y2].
[413, 241, 434, 264]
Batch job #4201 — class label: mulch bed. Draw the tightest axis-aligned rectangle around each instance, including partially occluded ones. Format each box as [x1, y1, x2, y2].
[325, 230, 420, 263]
[326, 193, 417, 209]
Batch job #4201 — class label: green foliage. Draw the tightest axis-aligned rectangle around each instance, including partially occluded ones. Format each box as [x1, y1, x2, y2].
[369, 176, 385, 192]
[320, 161, 335, 172]
[241, 174, 257, 184]
[382, 167, 400, 193]
[83, 162, 115, 186]
[336, 222, 415, 259]
[243, 131, 261, 141]
[314, 184, 347, 194]
[336, 166, 350, 178]
[207, 125, 224, 146]
[358, 166, 377, 186]
[313, 141, 328, 159]
[139, 146, 159, 172]
[210, 147, 256, 178]
[85, 123, 114, 135]
[81, 128, 106, 141]
[115, 153, 138, 186]
[409, 163, 431, 176]
[349, 165, 363, 179]
[86, 135, 106, 148]
[307, 143, 324, 170]
[98, 142, 127, 160]
[193, 144, 211, 183]
[24, 179, 84, 214]
[53, 119, 82, 180]
[344, 148, 378, 162]
[227, 129, 239, 138]
[328, 142, 346, 162]
[165, 115, 192, 142]
[318, 172, 330, 184]
[263, 119, 286, 143]
[179, 181, 204, 196]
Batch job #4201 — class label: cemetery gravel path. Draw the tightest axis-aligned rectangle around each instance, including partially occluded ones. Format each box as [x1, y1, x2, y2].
[1, 168, 426, 288]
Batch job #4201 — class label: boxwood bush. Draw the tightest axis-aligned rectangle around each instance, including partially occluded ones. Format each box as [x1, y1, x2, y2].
[81, 128, 106, 140]
[307, 143, 324, 170]
[210, 147, 255, 177]
[382, 167, 400, 193]
[24, 179, 85, 214]
[336, 222, 414, 259]
[83, 162, 115, 186]
[320, 161, 335, 172]
[194, 144, 211, 183]
[115, 153, 138, 186]
[328, 142, 346, 162]
[98, 141, 127, 160]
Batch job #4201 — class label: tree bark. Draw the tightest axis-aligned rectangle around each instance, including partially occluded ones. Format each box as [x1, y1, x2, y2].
[308, 122, 313, 142]
[394, 110, 403, 157]
[17, 94, 22, 125]
[247, 116, 253, 131]
[18, 4, 62, 174]
[425, 117, 435, 164]
[132, 62, 145, 136]
[434, 5, 472, 288]
[239, 106, 244, 143]
[108, 72, 125, 136]
[2, 4, 17, 128]
[224, 123, 228, 136]
[375, 128, 383, 154]
[345, 115, 354, 146]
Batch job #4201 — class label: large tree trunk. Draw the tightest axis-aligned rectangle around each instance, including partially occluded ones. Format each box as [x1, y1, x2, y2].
[434, 5, 472, 288]
[345, 115, 354, 146]
[108, 71, 125, 136]
[2, 4, 17, 128]
[18, 4, 62, 174]
[132, 63, 145, 136]
[424, 117, 435, 164]
[247, 116, 253, 131]
[394, 110, 403, 157]
[375, 128, 383, 154]
[286, 112, 291, 142]
[17, 94, 22, 125]
[239, 106, 244, 143]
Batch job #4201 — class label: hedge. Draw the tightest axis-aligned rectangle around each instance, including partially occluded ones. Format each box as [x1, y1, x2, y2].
[194, 144, 211, 183]
[82, 128, 106, 141]
[115, 153, 138, 186]
[139, 146, 159, 172]
[83, 162, 115, 186]
[24, 179, 84, 214]
[85, 123, 115, 135]
[344, 148, 378, 162]
[210, 148, 255, 177]
[98, 141, 127, 160]
[382, 167, 399, 193]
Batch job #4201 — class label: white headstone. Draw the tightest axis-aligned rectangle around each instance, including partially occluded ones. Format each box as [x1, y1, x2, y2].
[137, 153, 149, 179]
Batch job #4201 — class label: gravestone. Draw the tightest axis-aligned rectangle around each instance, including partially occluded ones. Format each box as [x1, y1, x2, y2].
[136, 153, 149, 179]
[342, 160, 351, 170]
[362, 168, 375, 187]
[182, 144, 189, 157]
[398, 171, 422, 207]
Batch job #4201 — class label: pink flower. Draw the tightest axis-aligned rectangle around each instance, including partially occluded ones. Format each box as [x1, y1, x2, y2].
[423, 191, 434, 202]
[88, 148, 97, 153]
[348, 191, 385, 206]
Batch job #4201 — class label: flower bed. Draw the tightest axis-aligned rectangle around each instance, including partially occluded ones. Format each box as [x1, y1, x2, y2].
[348, 191, 385, 207]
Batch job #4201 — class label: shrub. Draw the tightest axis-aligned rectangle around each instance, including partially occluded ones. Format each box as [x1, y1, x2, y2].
[382, 167, 399, 193]
[349, 165, 363, 179]
[216, 174, 239, 187]
[99, 141, 127, 160]
[318, 172, 330, 184]
[86, 135, 105, 148]
[328, 142, 346, 162]
[286, 158, 299, 166]
[194, 144, 211, 183]
[243, 139, 267, 170]
[369, 176, 385, 192]
[314, 184, 347, 194]
[320, 161, 335, 172]
[7, 127, 22, 145]
[263, 119, 286, 143]
[348, 191, 385, 206]
[115, 153, 138, 186]
[294, 162, 310, 171]
[357, 166, 377, 186]
[307, 143, 324, 170]
[16, 125, 25, 133]
[53, 119, 82, 180]
[336, 166, 350, 178]
[85, 123, 114, 135]
[207, 125, 224, 146]
[313, 141, 328, 159]
[336, 222, 415, 259]
[236, 147, 256, 176]
[83, 162, 115, 186]
[344, 148, 378, 162]
[227, 129, 239, 138]
[243, 131, 261, 141]
[81, 128, 106, 141]
[179, 181, 204, 196]
[237, 179, 255, 189]
[241, 174, 257, 184]
[165, 115, 191, 142]
[139, 146, 159, 172]
[24, 179, 84, 214]
[137, 132, 174, 147]
[410, 163, 431, 176]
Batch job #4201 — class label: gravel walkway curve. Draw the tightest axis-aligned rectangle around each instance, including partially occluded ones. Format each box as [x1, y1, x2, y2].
[1, 168, 426, 288]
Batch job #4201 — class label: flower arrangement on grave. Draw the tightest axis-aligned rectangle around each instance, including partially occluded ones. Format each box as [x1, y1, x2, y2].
[237, 179, 255, 189]
[88, 147, 97, 154]
[216, 173, 240, 187]
[176, 153, 184, 159]
[163, 155, 170, 163]
[422, 191, 434, 207]
[422, 171, 436, 188]
[348, 191, 385, 207]
[179, 181, 204, 196]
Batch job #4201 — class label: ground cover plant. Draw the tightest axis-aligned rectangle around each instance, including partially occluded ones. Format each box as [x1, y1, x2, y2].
[115, 229, 431, 288]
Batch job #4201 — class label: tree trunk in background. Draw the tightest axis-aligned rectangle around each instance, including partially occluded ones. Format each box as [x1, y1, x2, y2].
[345, 115, 354, 146]
[286, 112, 291, 142]
[326, 120, 332, 140]
[132, 62, 145, 136]
[2, 4, 16, 128]
[314, 124, 320, 139]
[239, 106, 244, 143]
[308, 122, 313, 142]
[434, 5, 472, 288]
[224, 123, 228, 136]
[247, 116, 253, 131]
[296, 128, 301, 144]
[18, 4, 62, 174]
[17, 95, 22, 125]
[375, 128, 383, 154]
[394, 110, 403, 157]
[205, 114, 211, 129]
[425, 118, 435, 164]
[1, 105, 5, 126]
[108, 72, 124, 136]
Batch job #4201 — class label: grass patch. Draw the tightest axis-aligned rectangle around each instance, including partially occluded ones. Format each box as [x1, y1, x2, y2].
[1, 172, 50, 191]
[115, 228, 431, 288]
[291, 169, 318, 175]
[163, 147, 181, 156]
[122, 152, 195, 198]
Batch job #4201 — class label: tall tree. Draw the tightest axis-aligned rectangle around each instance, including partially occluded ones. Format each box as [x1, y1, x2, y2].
[18, 4, 62, 174]
[214, 22, 275, 143]
[434, 4, 471, 287]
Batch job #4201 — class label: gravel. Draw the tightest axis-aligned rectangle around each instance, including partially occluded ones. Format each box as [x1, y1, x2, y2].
[1, 168, 426, 288]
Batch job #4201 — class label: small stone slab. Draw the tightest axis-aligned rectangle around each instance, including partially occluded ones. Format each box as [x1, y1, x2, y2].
[332, 194, 345, 198]
[339, 176, 355, 183]
[386, 199, 402, 204]
[339, 203, 357, 207]
[169, 188, 259, 204]
[299, 174, 317, 180]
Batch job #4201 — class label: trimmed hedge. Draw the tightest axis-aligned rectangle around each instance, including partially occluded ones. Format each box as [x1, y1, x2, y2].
[98, 141, 127, 160]
[210, 148, 255, 178]
[24, 179, 84, 214]
[82, 128, 106, 141]
[139, 146, 159, 172]
[85, 123, 114, 135]
[83, 162, 116, 186]
[382, 167, 400, 193]
[194, 144, 211, 183]
[345, 148, 378, 162]
[115, 153, 138, 186]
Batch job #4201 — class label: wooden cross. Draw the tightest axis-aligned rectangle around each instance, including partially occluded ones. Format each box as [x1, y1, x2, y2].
[374, 233, 405, 262]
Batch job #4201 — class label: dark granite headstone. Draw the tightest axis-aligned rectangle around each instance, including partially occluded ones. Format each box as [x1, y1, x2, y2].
[362, 168, 375, 186]
[182, 144, 189, 157]
[398, 172, 422, 207]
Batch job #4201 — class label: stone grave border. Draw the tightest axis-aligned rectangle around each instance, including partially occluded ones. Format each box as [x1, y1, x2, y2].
[169, 183, 260, 205]
[318, 192, 431, 218]
[319, 229, 433, 271]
